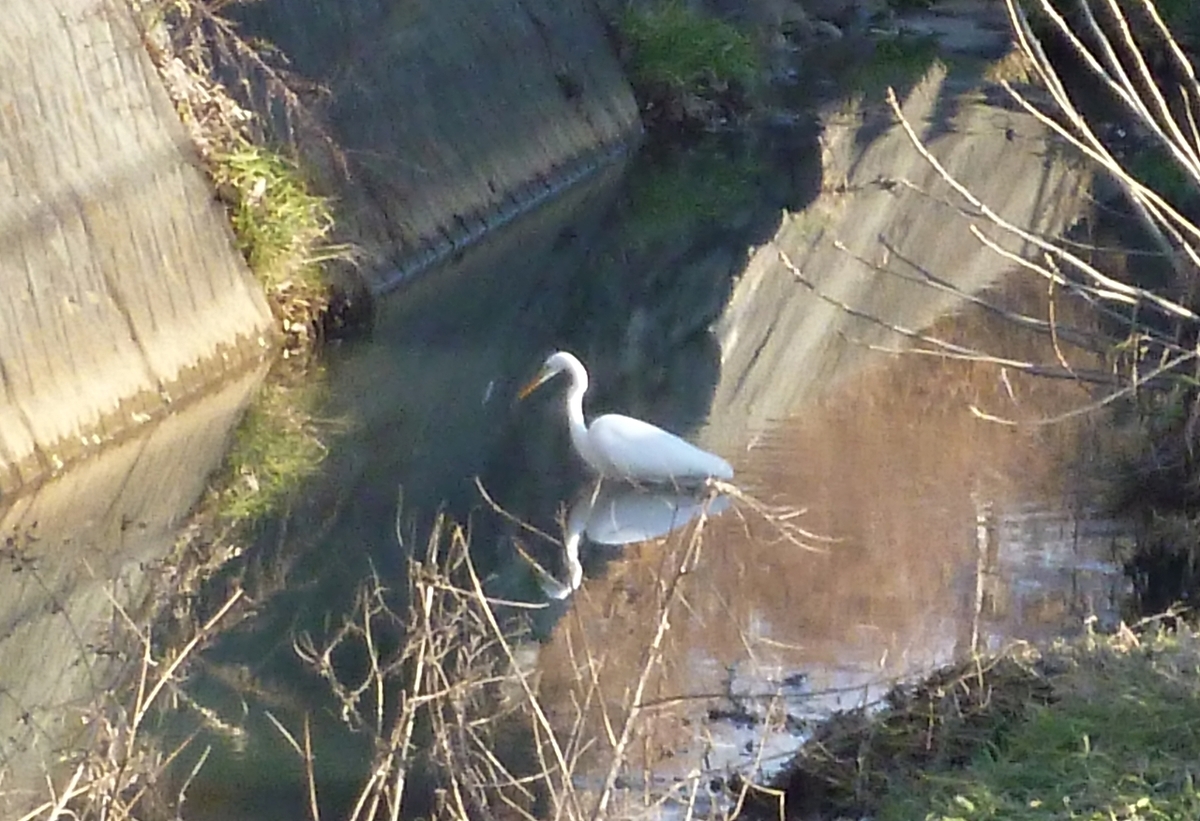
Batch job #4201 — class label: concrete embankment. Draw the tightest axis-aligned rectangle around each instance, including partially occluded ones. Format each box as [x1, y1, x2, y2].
[0, 363, 267, 820]
[0, 0, 640, 497]
[0, 0, 275, 496]
[226, 0, 642, 292]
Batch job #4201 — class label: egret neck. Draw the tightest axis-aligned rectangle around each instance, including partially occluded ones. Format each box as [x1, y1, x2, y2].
[560, 354, 598, 469]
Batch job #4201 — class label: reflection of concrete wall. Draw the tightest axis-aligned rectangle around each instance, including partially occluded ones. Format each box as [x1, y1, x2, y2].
[0, 365, 266, 820]
[0, 0, 275, 496]
[231, 0, 641, 290]
[707, 64, 1090, 443]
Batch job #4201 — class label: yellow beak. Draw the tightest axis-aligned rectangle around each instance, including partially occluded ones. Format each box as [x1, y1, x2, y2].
[517, 369, 549, 400]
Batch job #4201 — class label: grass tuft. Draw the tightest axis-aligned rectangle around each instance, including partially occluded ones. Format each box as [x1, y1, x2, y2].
[212, 142, 338, 295]
[620, 2, 758, 93]
[839, 34, 940, 100]
[618, 2, 759, 131]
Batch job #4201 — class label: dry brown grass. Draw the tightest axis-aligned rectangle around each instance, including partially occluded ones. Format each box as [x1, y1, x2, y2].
[7, 581, 247, 821]
[223, 479, 833, 821]
[279, 501, 732, 820]
[757, 646, 1054, 820]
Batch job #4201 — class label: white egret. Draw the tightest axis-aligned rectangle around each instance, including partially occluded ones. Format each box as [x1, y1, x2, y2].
[517, 351, 734, 484]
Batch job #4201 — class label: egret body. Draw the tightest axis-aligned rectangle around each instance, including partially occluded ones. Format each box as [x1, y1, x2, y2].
[518, 351, 734, 485]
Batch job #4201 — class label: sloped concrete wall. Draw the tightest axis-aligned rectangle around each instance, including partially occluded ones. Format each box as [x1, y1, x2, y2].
[230, 0, 642, 291]
[0, 0, 275, 496]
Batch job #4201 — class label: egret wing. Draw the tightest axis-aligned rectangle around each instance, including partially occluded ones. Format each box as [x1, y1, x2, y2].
[587, 414, 733, 483]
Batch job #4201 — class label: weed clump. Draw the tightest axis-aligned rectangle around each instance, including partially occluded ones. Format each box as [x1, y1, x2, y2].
[617, 2, 760, 134]
[211, 142, 346, 349]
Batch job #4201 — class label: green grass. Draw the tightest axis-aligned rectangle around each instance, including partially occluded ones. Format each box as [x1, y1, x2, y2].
[619, 2, 758, 97]
[211, 141, 339, 294]
[877, 631, 1200, 821]
[840, 34, 941, 99]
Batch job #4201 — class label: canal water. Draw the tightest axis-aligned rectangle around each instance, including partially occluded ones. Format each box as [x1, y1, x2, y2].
[172, 100, 1126, 815]
[0, 43, 1136, 821]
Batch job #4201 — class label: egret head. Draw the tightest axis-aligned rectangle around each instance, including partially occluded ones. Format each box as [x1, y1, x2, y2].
[518, 351, 583, 400]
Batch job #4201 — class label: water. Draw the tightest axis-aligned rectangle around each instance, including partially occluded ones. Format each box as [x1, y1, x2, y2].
[535, 287, 1130, 800]
[0, 55, 1135, 821]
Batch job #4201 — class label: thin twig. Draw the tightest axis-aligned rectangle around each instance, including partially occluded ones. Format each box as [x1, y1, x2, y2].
[886, 85, 1198, 321]
[971, 350, 1198, 426]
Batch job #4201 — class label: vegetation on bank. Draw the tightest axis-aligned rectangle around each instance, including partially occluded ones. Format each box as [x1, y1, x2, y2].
[759, 623, 1200, 821]
[132, 0, 341, 526]
[615, 2, 761, 133]
[839, 31, 941, 98]
[211, 141, 346, 353]
[897, 634, 1200, 821]
[135, 0, 349, 358]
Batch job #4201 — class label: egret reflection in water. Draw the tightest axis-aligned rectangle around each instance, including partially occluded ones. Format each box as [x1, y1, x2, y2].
[517, 351, 734, 484]
[534, 481, 731, 599]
